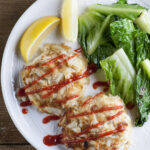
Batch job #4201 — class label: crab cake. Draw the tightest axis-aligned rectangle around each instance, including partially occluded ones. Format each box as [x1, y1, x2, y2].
[59, 94, 131, 150]
[20, 44, 89, 116]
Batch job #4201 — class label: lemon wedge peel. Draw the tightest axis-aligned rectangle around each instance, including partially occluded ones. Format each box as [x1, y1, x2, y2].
[20, 16, 60, 63]
[61, 0, 78, 42]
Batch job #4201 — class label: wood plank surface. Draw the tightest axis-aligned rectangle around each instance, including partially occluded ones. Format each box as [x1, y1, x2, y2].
[0, 145, 35, 150]
[0, 0, 35, 149]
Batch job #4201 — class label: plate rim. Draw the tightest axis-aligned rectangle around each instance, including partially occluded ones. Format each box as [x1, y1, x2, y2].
[1, 0, 150, 150]
[1, 1, 40, 149]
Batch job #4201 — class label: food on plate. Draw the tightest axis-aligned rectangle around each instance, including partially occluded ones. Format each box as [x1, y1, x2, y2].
[78, 0, 146, 62]
[20, 16, 60, 62]
[78, 10, 116, 67]
[16, 0, 150, 149]
[135, 64, 150, 126]
[134, 30, 150, 125]
[59, 94, 131, 150]
[141, 59, 150, 78]
[135, 11, 150, 34]
[18, 44, 92, 116]
[100, 49, 136, 108]
[61, 0, 78, 42]
[88, 3, 145, 20]
[110, 18, 135, 65]
[78, 0, 150, 126]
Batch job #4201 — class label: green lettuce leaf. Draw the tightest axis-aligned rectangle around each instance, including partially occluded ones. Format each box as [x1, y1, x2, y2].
[134, 30, 150, 69]
[135, 11, 150, 34]
[141, 59, 150, 78]
[88, 4, 146, 20]
[78, 10, 105, 58]
[87, 15, 113, 55]
[135, 67, 150, 126]
[100, 48, 136, 105]
[116, 0, 127, 4]
[78, 10, 117, 67]
[134, 30, 150, 126]
[90, 43, 116, 67]
[110, 19, 135, 65]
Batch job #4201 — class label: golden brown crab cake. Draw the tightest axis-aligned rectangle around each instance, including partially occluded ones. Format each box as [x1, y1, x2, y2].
[20, 44, 88, 116]
[59, 94, 131, 150]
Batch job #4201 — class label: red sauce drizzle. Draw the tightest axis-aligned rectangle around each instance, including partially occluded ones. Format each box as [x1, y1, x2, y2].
[43, 122, 127, 146]
[68, 105, 123, 119]
[82, 91, 104, 106]
[25, 54, 66, 70]
[93, 81, 109, 89]
[103, 87, 109, 92]
[64, 123, 127, 144]
[72, 122, 105, 137]
[24, 64, 97, 97]
[43, 115, 60, 124]
[74, 48, 82, 53]
[93, 81, 110, 92]
[39, 103, 48, 108]
[107, 111, 123, 120]
[20, 100, 32, 107]
[24, 58, 70, 90]
[55, 95, 79, 104]
[41, 64, 98, 98]
[17, 88, 26, 97]
[41, 54, 66, 66]
[126, 102, 135, 110]
[18, 56, 96, 98]
[18, 54, 78, 98]
[22, 108, 28, 114]
[72, 111, 124, 137]
[43, 134, 63, 146]
[43, 110, 125, 146]
[25, 64, 39, 70]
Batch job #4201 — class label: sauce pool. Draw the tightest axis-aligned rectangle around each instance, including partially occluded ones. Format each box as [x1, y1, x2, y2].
[93, 81, 110, 92]
[22, 108, 28, 114]
[126, 102, 135, 110]
[17, 88, 26, 97]
[43, 115, 60, 124]
[20, 100, 32, 107]
[93, 81, 109, 89]
[43, 134, 63, 146]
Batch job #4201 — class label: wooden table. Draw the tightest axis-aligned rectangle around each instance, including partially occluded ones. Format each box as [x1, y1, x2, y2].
[0, 1, 35, 149]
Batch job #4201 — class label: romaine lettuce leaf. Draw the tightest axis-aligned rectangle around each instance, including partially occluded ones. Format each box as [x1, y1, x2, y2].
[100, 48, 136, 105]
[78, 10, 105, 58]
[135, 11, 150, 34]
[135, 67, 150, 126]
[90, 43, 116, 67]
[88, 4, 146, 20]
[78, 11, 117, 67]
[110, 19, 135, 65]
[87, 15, 113, 55]
[116, 0, 127, 4]
[134, 30, 150, 69]
[141, 59, 150, 78]
[133, 29, 150, 126]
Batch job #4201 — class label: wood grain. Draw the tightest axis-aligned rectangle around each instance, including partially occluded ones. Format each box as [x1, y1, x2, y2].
[0, 0, 35, 149]
[0, 145, 35, 150]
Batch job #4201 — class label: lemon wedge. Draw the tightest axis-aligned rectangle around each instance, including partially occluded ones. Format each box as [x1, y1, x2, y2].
[20, 16, 60, 62]
[61, 0, 78, 42]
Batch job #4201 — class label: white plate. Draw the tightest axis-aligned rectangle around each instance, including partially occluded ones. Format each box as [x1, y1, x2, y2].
[1, 0, 150, 150]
